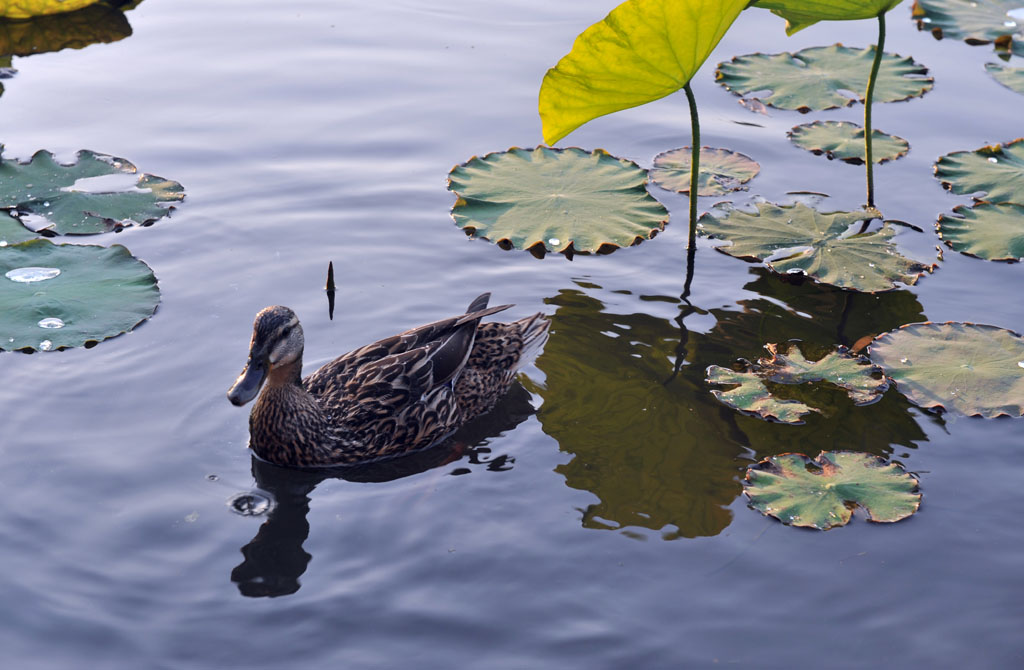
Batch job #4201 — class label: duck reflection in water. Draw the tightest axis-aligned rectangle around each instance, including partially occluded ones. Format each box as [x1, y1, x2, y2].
[230, 382, 537, 598]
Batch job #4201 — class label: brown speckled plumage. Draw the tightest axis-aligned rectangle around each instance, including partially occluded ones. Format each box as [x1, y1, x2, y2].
[228, 294, 548, 467]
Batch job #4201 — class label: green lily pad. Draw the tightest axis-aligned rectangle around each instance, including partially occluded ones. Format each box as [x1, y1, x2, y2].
[1, 0, 99, 20]
[447, 146, 668, 254]
[649, 146, 760, 196]
[934, 138, 1024, 204]
[985, 63, 1024, 94]
[913, 0, 1024, 51]
[538, 0, 750, 144]
[937, 202, 1024, 260]
[0, 147, 184, 236]
[870, 322, 1024, 417]
[0, 214, 36, 246]
[698, 202, 933, 292]
[788, 121, 909, 164]
[754, 0, 905, 35]
[715, 45, 933, 112]
[745, 451, 921, 530]
[0, 238, 159, 352]
[707, 343, 888, 423]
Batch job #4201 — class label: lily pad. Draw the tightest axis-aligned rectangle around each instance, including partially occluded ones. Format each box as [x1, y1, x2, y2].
[707, 343, 888, 423]
[649, 146, 760, 196]
[985, 63, 1024, 94]
[0, 238, 159, 352]
[754, 0, 905, 35]
[698, 202, 933, 292]
[0, 147, 184, 236]
[937, 202, 1024, 260]
[745, 451, 921, 530]
[913, 0, 1024, 52]
[447, 146, 668, 254]
[934, 138, 1024, 204]
[0, 214, 35, 246]
[1, 0, 99, 20]
[538, 0, 750, 144]
[870, 322, 1024, 417]
[788, 121, 909, 164]
[716, 45, 933, 112]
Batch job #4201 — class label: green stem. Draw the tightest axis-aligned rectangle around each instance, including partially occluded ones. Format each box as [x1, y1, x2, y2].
[864, 12, 886, 209]
[684, 82, 700, 250]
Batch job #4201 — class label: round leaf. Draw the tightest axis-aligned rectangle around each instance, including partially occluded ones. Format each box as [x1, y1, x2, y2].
[937, 202, 1024, 261]
[447, 147, 668, 254]
[985, 63, 1024, 95]
[754, 0, 905, 34]
[0, 239, 160, 351]
[934, 137, 1024, 204]
[0, 214, 35, 246]
[870, 322, 1024, 417]
[788, 120, 909, 164]
[650, 146, 760, 196]
[715, 45, 934, 112]
[538, 0, 750, 144]
[913, 0, 1024, 45]
[745, 451, 921, 530]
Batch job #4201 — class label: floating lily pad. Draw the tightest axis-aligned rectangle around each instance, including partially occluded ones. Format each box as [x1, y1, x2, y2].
[985, 63, 1024, 94]
[937, 202, 1024, 260]
[707, 343, 888, 423]
[0, 147, 184, 236]
[698, 202, 933, 292]
[1, 0, 99, 20]
[447, 147, 668, 254]
[913, 0, 1024, 53]
[870, 322, 1024, 417]
[934, 138, 1024, 204]
[755, 0, 905, 35]
[649, 146, 760, 196]
[745, 451, 921, 530]
[788, 121, 909, 164]
[0, 238, 159, 352]
[0, 214, 35, 246]
[716, 45, 933, 112]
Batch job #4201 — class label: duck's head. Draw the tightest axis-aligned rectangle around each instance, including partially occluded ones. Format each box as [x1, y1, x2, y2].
[227, 306, 305, 407]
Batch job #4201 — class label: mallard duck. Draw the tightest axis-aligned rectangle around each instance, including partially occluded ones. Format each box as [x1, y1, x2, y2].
[227, 293, 549, 467]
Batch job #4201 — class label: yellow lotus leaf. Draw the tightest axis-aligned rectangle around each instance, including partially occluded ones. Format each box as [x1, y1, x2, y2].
[2, 0, 99, 21]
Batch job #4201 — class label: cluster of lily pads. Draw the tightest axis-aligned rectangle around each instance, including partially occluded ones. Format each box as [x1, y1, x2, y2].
[447, 0, 1024, 530]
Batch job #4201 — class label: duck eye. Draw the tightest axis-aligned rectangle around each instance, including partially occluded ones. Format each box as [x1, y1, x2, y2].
[281, 326, 292, 338]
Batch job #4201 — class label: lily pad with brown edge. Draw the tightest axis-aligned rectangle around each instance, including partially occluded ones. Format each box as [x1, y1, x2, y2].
[0, 238, 159, 352]
[707, 342, 888, 423]
[870, 322, 1024, 417]
[745, 451, 921, 530]
[937, 202, 1024, 261]
[447, 146, 668, 255]
[698, 202, 934, 292]
[715, 45, 934, 112]
[0, 147, 184, 236]
[985, 63, 1024, 95]
[788, 121, 909, 165]
[649, 146, 760, 196]
[913, 0, 1024, 52]
[934, 138, 1024, 204]
[0, 0, 99, 20]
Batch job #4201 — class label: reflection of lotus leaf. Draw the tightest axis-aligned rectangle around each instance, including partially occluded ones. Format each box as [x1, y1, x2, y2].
[870, 322, 1024, 417]
[716, 45, 933, 112]
[788, 121, 908, 164]
[913, 0, 1024, 53]
[650, 146, 760, 196]
[754, 0, 904, 35]
[0, 147, 184, 236]
[0, 2, 131, 57]
[934, 138, 1024, 204]
[0, 239, 159, 351]
[985, 63, 1024, 95]
[1, 0, 98, 20]
[447, 147, 667, 254]
[745, 451, 921, 530]
[937, 202, 1024, 261]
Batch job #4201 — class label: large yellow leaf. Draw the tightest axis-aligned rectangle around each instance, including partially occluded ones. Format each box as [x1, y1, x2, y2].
[1, 0, 99, 20]
[754, 0, 904, 34]
[539, 0, 749, 145]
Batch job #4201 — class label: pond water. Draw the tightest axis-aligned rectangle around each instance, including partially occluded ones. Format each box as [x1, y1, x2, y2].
[1, 1, 1023, 667]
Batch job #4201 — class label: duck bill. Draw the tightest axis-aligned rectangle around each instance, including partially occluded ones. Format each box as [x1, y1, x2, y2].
[227, 356, 268, 406]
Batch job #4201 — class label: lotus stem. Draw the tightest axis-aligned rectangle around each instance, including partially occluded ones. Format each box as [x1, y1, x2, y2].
[684, 82, 700, 250]
[864, 12, 886, 209]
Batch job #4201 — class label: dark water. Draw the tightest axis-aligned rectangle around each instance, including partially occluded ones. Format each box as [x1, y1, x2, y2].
[1, 1, 1022, 667]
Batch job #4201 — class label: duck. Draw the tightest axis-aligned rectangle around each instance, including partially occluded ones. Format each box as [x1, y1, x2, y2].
[227, 293, 549, 468]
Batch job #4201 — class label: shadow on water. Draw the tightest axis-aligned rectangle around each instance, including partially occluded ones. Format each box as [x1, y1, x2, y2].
[230, 382, 536, 598]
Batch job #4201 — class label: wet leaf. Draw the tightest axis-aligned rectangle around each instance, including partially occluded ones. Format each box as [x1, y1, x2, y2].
[649, 146, 760, 196]
[698, 202, 933, 292]
[754, 0, 905, 35]
[0, 147, 184, 236]
[870, 322, 1024, 417]
[707, 343, 888, 423]
[538, 0, 749, 144]
[716, 45, 933, 112]
[447, 146, 668, 254]
[985, 63, 1024, 94]
[745, 451, 921, 529]
[1, 0, 98, 20]
[788, 120, 909, 164]
[913, 0, 1024, 52]
[937, 202, 1024, 260]
[0, 238, 159, 352]
[934, 137, 1024, 204]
